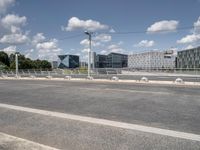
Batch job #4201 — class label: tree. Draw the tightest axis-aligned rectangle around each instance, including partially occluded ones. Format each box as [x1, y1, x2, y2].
[0, 51, 10, 67]
[2, 52, 52, 70]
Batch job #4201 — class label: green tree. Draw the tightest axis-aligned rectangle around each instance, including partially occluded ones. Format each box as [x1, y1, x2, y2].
[8, 52, 52, 70]
[0, 51, 10, 67]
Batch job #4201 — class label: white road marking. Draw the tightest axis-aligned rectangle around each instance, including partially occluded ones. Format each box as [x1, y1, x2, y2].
[0, 132, 59, 150]
[0, 103, 200, 142]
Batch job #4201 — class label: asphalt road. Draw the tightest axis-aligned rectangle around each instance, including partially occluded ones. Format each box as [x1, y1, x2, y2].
[0, 79, 200, 149]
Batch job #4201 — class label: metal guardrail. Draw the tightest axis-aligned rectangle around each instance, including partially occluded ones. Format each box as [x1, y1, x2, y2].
[1, 68, 200, 82]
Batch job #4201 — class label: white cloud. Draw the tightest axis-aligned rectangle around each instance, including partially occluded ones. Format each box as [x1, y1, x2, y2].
[81, 48, 90, 53]
[147, 20, 179, 33]
[107, 44, 125, 54]
[194, 16, 200, 34]
[177, 34, 200, 44]
[0, 0, 15, 14]
[0, 45, 16, 55]
[36, 39, 58, 50]
[0, 14, 29, 45]
[25, 49, 35, 59]
[80, 39, 101, 47]
[1, 14, 27, 33]
[109, 28, 116, 33]
[94, 34, 111, 42]
[35, 38, 62, 61]
[32, 33, 46, 44]
[177, 16, 200, 44]
[0, 33, 29, 44]
[185, 45, 194, 49]
[134, 40, 155, 47]
[63, 17, 109, 31]
[100, 50, 107, 54]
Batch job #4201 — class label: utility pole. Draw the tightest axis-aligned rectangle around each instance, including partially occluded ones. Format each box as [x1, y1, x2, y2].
[84, 31, 92, 77]
[15, 53, 18, 78]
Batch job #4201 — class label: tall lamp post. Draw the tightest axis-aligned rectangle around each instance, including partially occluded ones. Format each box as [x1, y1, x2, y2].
[84, 31, 92, 77]
[15, 53, 19, 78]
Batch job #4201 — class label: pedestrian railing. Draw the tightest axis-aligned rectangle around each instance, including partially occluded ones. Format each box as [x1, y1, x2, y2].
[1, 68, 200, 83]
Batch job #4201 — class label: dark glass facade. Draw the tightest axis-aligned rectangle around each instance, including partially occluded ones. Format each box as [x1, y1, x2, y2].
[58, 55, 79, 69]
[95, 53, 128, 68]
[95, 54, 108, 68]
[177, 47, 200, 68]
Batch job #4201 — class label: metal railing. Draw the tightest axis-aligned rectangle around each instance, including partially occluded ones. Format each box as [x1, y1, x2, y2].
[1, 68, 200, 82]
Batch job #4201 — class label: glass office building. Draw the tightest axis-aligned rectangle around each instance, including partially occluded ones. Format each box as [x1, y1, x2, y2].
[58, 55, 79, 69]
[95, 53, 128, 68]
[95, 54, 108, 68]
[177, 47, 200, 68]
[107, 53, 128, 68]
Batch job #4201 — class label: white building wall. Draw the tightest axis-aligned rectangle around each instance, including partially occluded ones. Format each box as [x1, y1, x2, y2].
[128, 51, 176, 69]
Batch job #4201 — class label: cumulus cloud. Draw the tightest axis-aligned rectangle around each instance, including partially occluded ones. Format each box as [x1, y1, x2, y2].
[63, 17, 109, 31]
[185, 45, 194, 49]
[31, 33, 62, 61]
[36, 39, 59, 50]
[0, 45, 16, 55]
[147, 20, 179, 33]
[194, 17, 200, 33]
[0, 33, 29, 44]
[177, 17, 200, 44]
[94, 34, 111, 42]
[81, 48, 90, 53]
[107, 44, 125, 54]
[32, 33, 46, 44]
[100, 50, 107, 54]
[0, 14, 29, 45]
[80, 39, 101, 47]
[177, 34, 200, 44]
[134, 40, 155, 47]
[1, 14, 27, 33]
[0, 0, 15, 14]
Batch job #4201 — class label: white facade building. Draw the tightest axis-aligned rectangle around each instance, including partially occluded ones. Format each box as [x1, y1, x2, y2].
[128, 50, 176, 69]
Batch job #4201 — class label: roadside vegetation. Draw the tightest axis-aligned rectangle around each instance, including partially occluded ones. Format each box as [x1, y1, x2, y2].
[0, 52, 52, 71]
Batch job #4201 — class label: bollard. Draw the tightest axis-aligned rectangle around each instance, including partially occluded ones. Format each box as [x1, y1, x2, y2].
[30, 75, 36, 79]
[140, 77, 149, 82]
[175, 78, 184, 84]
[46, 75, 52, 79]
[111, 76, 119, 81]
[86, 76, 93, 80]
[64, 76, 71, 80]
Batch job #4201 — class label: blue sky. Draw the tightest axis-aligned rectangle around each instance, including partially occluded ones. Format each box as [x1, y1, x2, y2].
[0, 0, 200, 61]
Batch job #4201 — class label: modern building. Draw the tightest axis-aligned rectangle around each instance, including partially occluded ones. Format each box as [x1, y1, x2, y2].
[128, 50, 176, 69]
[95, 52, 128, 68]
[107, 53, 128, 68]
[95, 54, 108, 68]
[177, 46, 200, 68]
[58, 55, 79, 69]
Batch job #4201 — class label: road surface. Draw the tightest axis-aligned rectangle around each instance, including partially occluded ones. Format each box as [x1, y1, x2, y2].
[0, 79, 200, 149]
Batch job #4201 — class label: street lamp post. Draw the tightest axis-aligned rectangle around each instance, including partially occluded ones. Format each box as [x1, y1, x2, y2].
[15, 53, 18, 78]
[84, 31, 92, 77]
